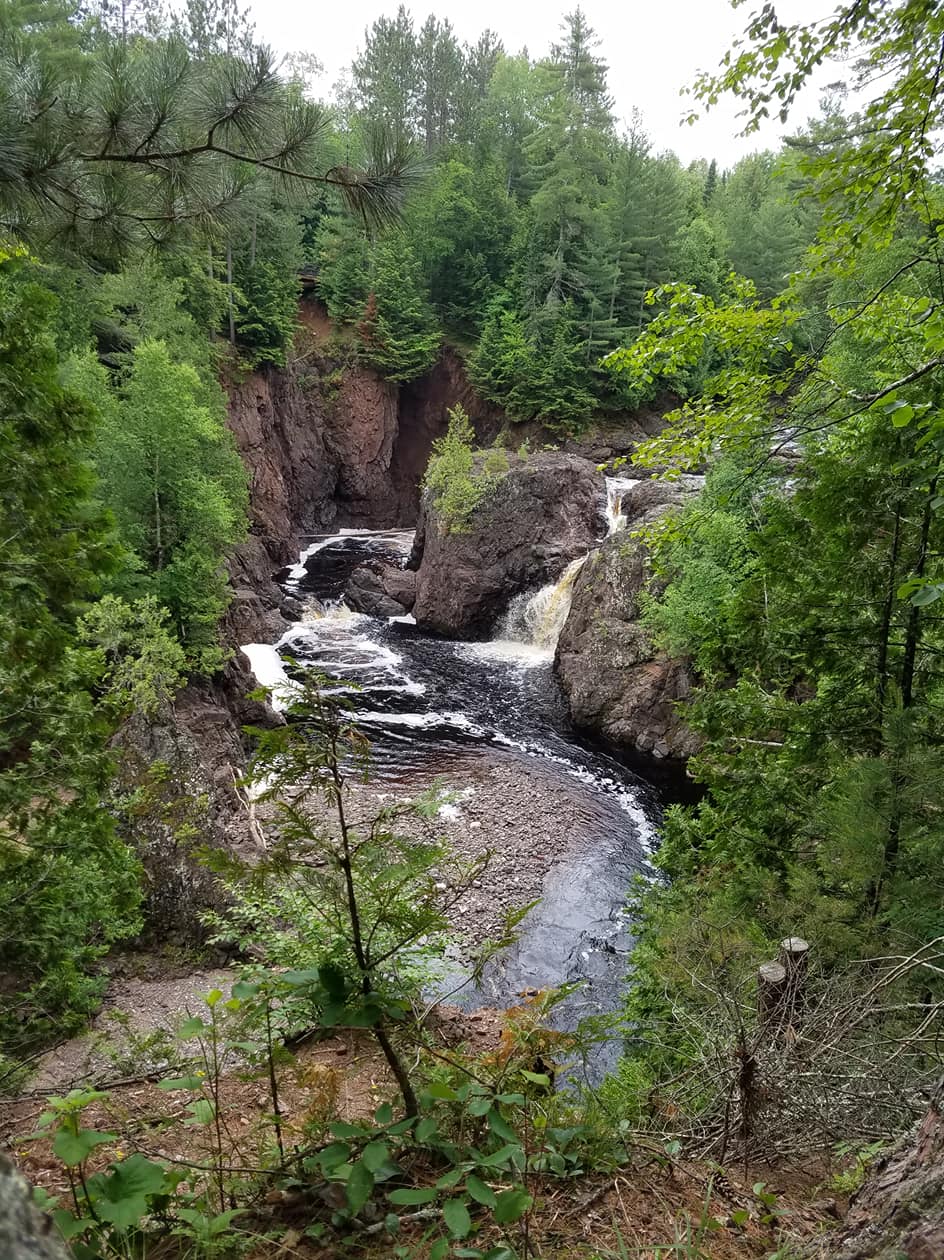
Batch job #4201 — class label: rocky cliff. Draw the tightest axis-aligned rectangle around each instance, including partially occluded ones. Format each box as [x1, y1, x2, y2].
[410, 452, 604, 638]
[125, 321, 508, 940]
[555, 478, 702, 760]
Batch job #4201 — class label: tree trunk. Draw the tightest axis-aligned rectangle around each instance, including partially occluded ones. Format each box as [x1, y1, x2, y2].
[757, 961, 788, 1025]
[226, 243, 236, 345]
[875, 507, 902, 744]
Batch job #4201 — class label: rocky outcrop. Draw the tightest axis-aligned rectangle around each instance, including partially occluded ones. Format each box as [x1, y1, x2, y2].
[555, 479, 701, 759]
[116, 667, 276, 944]
[823, 1090, 944, 1260]
[345, 562, 416, 618]
[0, 1156, 70, 1260]
[410, 452, 604, 638]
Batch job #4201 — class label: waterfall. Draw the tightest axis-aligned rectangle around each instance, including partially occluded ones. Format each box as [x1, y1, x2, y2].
[496, 555, 587, 650]
[605, 476, 639, 535]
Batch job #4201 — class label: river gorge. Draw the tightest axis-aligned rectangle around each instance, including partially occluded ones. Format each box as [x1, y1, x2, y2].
[238, 473, 695, 1080]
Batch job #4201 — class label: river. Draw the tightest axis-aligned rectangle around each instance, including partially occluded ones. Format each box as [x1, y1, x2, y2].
[241, 486, 681, 1082]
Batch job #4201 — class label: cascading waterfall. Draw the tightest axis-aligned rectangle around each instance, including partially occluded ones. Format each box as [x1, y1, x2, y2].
[496, 555, 587, 650]
[604, 476, 639, 535]
[492, 475, 636, 653]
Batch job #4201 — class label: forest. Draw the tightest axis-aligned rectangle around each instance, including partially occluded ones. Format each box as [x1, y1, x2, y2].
[1, 0, 943, 1257]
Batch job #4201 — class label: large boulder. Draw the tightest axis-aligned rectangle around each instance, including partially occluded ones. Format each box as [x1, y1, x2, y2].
[411, 452, 604, 638]
[345, 562, 416, 618]
[555, 488, 700, 759]
[0, 1156, 71, 1259]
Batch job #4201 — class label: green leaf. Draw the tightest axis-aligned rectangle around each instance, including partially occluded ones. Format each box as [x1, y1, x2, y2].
[486, 1109, 517, 1143]
[330, 1121, 369, 1139]
[430, 1240, 449, 1260]
[494, 1189, 532, 1224]
[52, 1128, 116, 1167]
[362, 1141, 389, 1173]
[426, 1081, 458, 1101]
[204, 988, 224, 1007]
[183, 1098, 215, 1126]
[388, 1186, 439, 1205]
[477, 1143, 520, 1167]
[177, 1016, 207, 1039]
[281, 968, 322, 987]
[385, 1212, 400, 1235]
[911, 582, 943, 606]
[436, 1168, 465, 1189]
[346, 1161, 374, 1214]
[318, 1141, 351, 1171]
[443, 1198, 472, 1238]
[731, 1208, 750, 1227]
[232, 980, 260, 1000]
[416, 1116, 439, 1142]
[375, 1102, 394, 1125]
[521, 1071, 550, 1087]
[53, 1210, 94, 1240]
[465, 1175, 497, 1208]
[157, 1075, 204, 1091]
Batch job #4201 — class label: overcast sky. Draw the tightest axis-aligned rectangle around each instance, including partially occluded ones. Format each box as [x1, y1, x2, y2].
[244, 0, 840, 167]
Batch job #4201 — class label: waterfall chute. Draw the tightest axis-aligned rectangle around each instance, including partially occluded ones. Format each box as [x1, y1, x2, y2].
[496, 555, 587, 650]
[604, 476, 639, 535]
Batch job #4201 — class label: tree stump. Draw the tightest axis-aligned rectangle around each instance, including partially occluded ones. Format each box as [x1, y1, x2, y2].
[758, 960, 788, 1024]
[779, 936, 810, 978]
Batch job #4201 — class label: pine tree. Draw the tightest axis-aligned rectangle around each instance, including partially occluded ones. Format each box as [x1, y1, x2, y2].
[357, 234, 441, 382]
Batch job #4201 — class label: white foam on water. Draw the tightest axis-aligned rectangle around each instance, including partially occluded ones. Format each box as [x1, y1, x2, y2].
[351, 710, 487, 736]
[496, 555, 587, 651]
[604, 476, 640, 535]
[284, 528, 414, 587]
[240, 643, 297, 713]
[458, 640, 552, 668]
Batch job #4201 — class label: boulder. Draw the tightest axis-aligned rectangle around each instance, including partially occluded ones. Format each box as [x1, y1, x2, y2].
[345, 562, 416, 619]
[555, 531, 699, 760]
[0, 1156, 71, 1259]
[821, 1090, 944, 1260]
[411, 452, 604, 638]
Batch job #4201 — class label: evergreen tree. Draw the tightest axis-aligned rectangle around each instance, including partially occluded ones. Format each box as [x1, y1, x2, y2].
[0, 256, 141, 1054]
[357, 234, 441, 382]
[69, 339, 247, 671]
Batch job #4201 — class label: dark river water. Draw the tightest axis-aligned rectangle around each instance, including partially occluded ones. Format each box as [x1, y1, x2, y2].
[241, 526, 691, 1083]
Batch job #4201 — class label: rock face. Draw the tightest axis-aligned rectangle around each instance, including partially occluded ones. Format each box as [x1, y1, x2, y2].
[823, 1091, 944, 1260]
[411, 452, 604, 638]
[115, 667, 276, 943]
[555, 479, 701, 759]
[345, 562, 416, 618]
[0, 1156, 70, 1260]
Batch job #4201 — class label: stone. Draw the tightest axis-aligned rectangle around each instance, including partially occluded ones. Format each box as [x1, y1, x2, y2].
[0, 1155, 71, 1259]
[344, 562, 415, 618]
[411, 451, 605, 638]
[555, 531, 699, 760]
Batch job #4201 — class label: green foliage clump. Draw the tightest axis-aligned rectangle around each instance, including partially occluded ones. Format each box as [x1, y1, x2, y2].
[0, 257, 141, 1058]
[68, 338, 248, 673]
[424, 404, 508, 532]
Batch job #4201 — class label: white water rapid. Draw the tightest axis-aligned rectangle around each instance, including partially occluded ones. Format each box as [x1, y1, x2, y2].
[604, 475, 640, 535]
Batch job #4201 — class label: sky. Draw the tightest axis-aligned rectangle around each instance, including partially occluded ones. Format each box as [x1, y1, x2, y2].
[244, 0, 840, 167]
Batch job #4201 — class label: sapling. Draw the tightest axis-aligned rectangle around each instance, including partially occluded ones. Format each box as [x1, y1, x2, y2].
[207, 670, 488, 1119]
